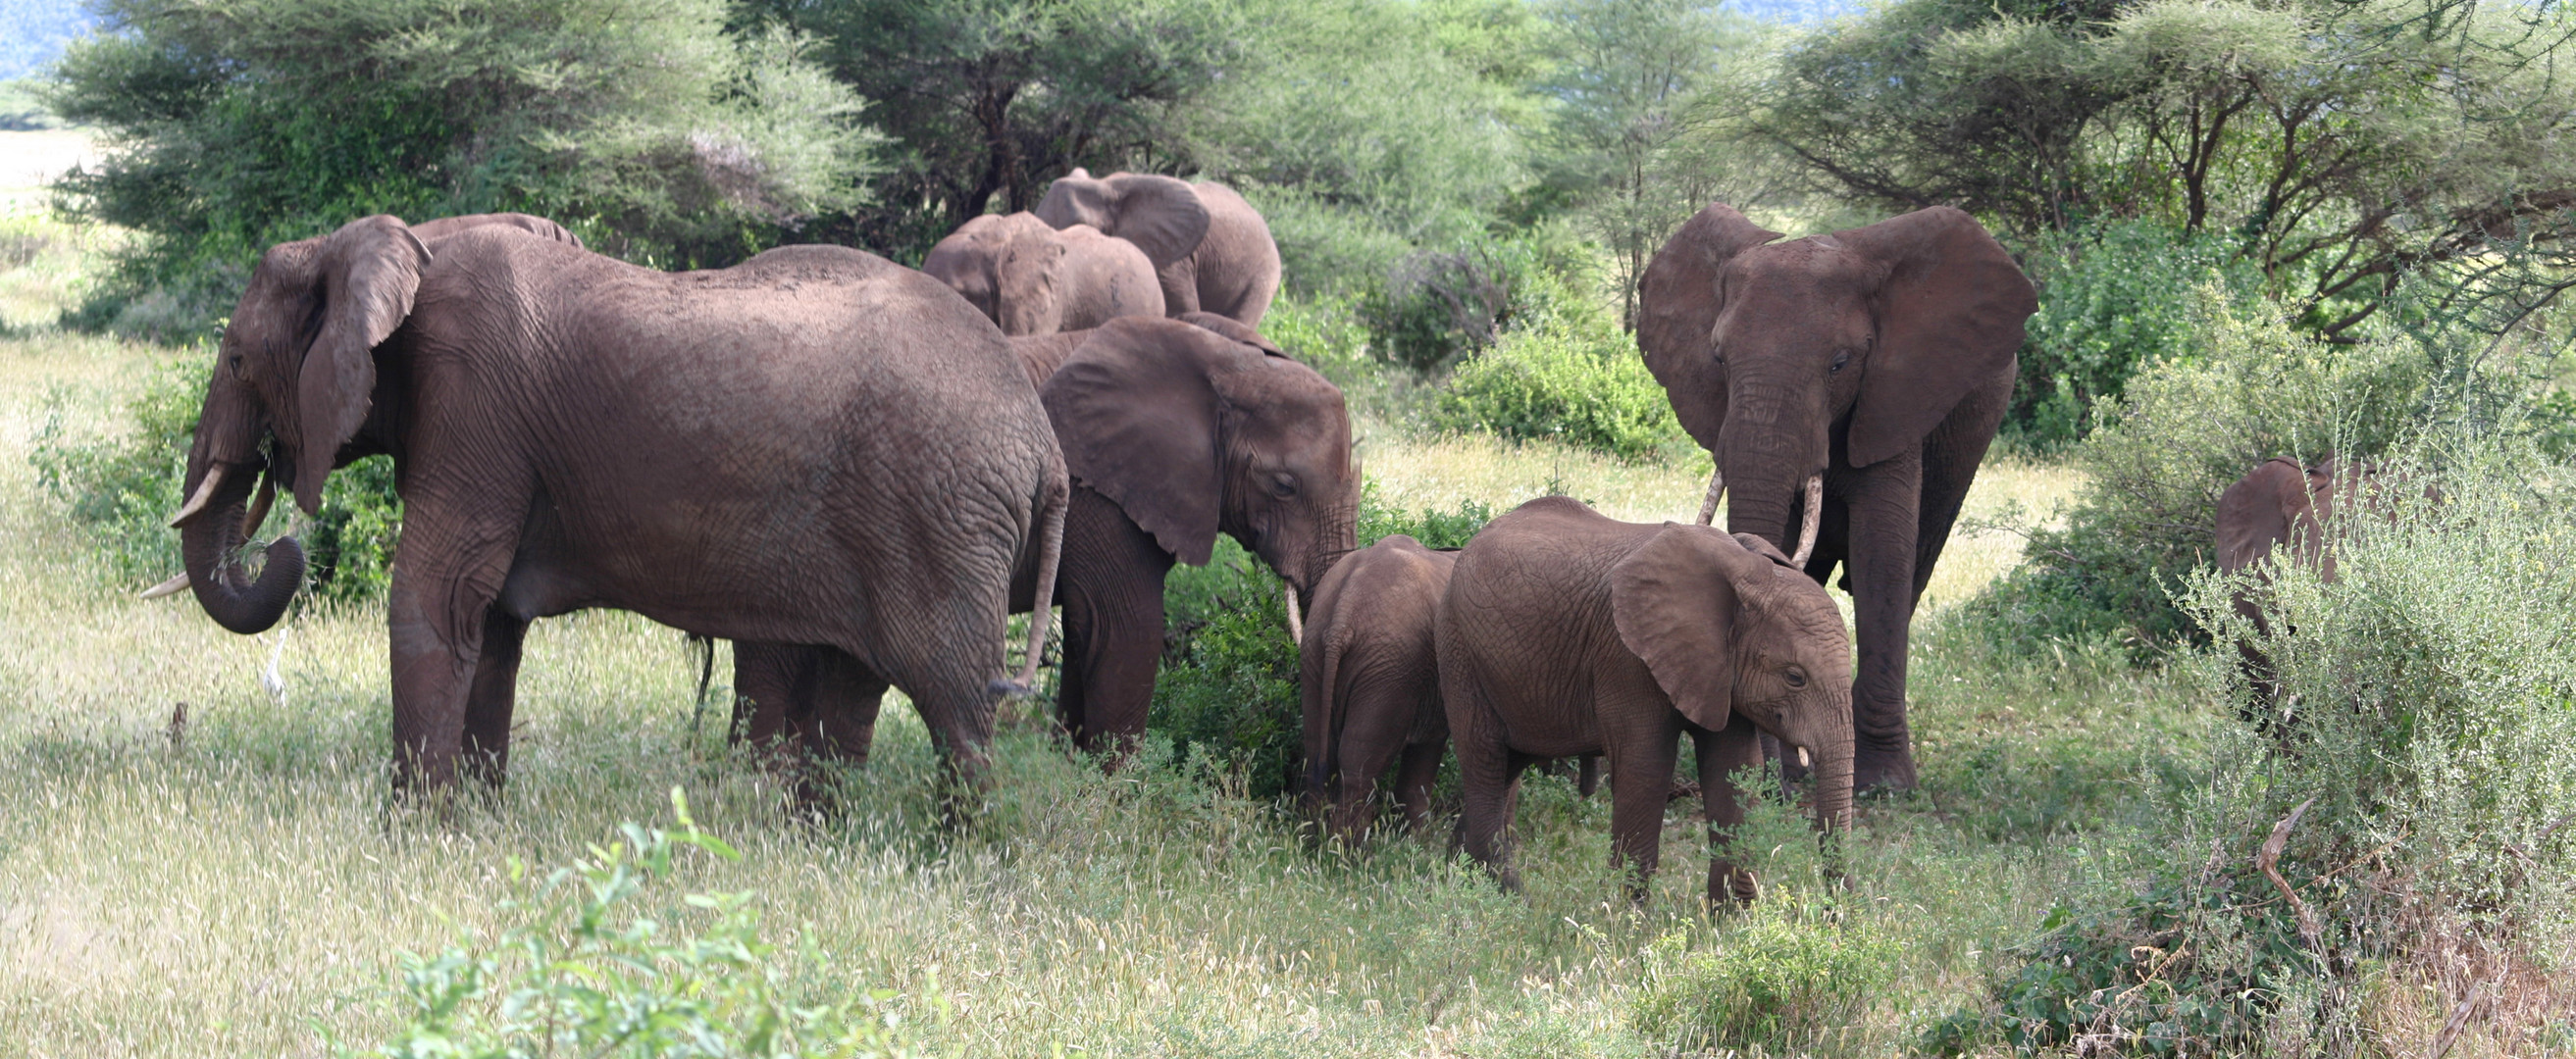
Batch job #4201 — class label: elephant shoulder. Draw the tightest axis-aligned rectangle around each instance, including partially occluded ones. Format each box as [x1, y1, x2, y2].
[2216, 458, 2310, 574]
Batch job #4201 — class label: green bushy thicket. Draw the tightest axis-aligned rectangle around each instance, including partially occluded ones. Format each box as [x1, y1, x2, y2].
[1932, 436, 2576, 1055]
[49, 0, 878, 337]
[1958, 283, 2440, 658]
[340, 790, 927, 1058]
[29, 352, 401, 599]
[2006, 221, 2267, 452]
[1148, 486, 1494, 799]
[1429, 262, 1687, 461]
[1631, 899, 1899, 1053]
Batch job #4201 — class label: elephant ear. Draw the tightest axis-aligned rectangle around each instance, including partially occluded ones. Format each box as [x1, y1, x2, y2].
[1636, 203, 1781, 451]
[1178, 311, 1285, 357]
[1043, 317, 1231, 564]
[293, 215, 430, 515]
[2215, 458, 2308, 575]
[1612, 524, 1761, 731]
[1095, 174, 1211, 270]
[1837, 206, 2037, 469]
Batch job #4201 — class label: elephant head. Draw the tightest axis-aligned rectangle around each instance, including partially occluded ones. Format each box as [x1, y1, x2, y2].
[922, 213, 1069, 334]
[167, 215, 431, 632]
[1610, 525, 1856, 832]
[1034, 168, 1211, 271]
[1638, 204, 2036, 559]
[1043, 316, 1358, 608]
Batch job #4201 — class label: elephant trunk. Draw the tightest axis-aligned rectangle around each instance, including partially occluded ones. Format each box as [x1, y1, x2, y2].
[178, 461, 305, 634]
[1806, 705, 1856, 885]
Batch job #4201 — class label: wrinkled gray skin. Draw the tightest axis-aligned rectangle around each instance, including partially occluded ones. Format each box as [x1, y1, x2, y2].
[1438, 497, 1854, 908]
[1637, 203, 2036, 791]
[2214, 457, 2420, 714]
[922, 212, 1165, 335]
[1037, 169, 1281, 327]
[173, 215, 1065, 794]
[735, 316, 1358, 763]
[1302, 534, 1456, 843]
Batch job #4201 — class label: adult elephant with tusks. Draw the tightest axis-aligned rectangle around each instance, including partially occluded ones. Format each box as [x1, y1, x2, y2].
[734, 315, 1359, 764]
[156, 214, 1066, 796]
[1637, 203, 2036, 790]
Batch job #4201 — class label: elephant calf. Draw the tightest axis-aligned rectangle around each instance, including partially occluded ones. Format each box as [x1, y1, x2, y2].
[1439, 497, 1854, 908]
[2215, 456, 2422, 711]
[1301, 534, 1456, 844]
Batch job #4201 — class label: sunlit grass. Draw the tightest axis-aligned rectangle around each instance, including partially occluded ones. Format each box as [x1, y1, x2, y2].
[0, 202, 2212, 1058]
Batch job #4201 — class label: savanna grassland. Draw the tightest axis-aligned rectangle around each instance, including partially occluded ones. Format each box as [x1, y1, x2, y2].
[0, 141, 2248, 1058]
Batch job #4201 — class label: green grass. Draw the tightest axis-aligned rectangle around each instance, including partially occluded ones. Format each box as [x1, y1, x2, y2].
[0, 201, 2221, 1057]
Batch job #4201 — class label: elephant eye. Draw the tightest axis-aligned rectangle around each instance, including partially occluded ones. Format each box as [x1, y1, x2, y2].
[1269, 473, 1298, 499]
[1829, 350, 1850, 374]
[1784, 667, 1808, 688]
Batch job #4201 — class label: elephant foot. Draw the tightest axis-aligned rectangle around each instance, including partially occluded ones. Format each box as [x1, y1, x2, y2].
[1852, 742, 1918, 791]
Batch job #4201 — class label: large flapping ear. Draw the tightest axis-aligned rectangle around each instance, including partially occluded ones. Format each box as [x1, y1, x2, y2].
[1730, 531, 1797, 570]
[1093, 174, 1211, 270]
[2215, 458, 2310, 575]
[1635, 203, 1782, 451]
[1835, 206, 2036, 469]
[293, 215, 429, 515]
[1042, 317, 1232, 564]
[1177, 311, 1285, 356]
[1035, 167, 1108, 229]
[1612, 524, 1765, 731]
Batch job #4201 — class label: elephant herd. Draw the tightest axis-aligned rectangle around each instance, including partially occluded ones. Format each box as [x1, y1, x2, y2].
[153, 180, 2061, 906]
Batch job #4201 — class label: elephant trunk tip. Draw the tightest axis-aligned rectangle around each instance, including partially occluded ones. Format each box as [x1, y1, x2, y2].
[989, 678, 1034, 699]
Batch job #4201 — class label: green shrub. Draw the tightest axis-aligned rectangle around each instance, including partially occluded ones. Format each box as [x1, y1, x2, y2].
[29, 352, 401, 600]
[1957, 283, 2437, 658]
[1356, 479, 1493, 550]
[1432, 295, 1687, 461]
[1630, 900, 1899, 1052]
[2004, 221, 2268, 453]
[338, 789, 928, 1058]
[1260, 290, 1374, 384]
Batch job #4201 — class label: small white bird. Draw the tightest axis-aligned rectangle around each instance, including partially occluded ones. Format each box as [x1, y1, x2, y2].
[262, 625, 289, 706]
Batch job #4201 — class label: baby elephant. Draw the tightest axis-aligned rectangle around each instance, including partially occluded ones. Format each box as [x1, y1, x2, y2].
[1439, 496, 1854, 907]
[1301, 534, 1457, 844]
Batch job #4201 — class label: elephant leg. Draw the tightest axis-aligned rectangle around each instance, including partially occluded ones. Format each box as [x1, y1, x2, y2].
[1577, 752, 1602, 797]
[1157, 255, 1203, 317]
[731, 641, 817, 760]
[1326, 672, 1426, 843]
[385, 510, 522, 795]
[458, 605, 528, 788]
[1056, 486, 1174, 759]
[1911, 366, 2013, 605]
[1844, 450, 1925, 790]
[1449, 684, 1530, 890]
[1694, 714, 1768, 909]
[805, 648, 890, 766]
[1392, 736, 1445, 835]
[1604, 704, 1683, 906]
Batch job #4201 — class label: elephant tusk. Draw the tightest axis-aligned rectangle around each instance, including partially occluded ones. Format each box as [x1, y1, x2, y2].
[241, 469, 277, 537]
[1696, 467, 1726, 527]
[1283, 581, 1305, 644]
[140, 572, 191, 599]
[169, 465, 228, 529]
[1790, 474, 1822, 567]
[1796, 745, 1811, 769]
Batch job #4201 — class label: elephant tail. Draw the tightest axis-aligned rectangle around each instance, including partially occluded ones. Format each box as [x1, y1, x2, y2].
[1305, 616, 1355, 801]
[996, 470, 1067, 697]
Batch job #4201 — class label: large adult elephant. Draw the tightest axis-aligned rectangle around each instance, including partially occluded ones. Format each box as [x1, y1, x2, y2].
[164, 215, 1065, 792]
[1439, 497, 1855, 907]
[735, 315, 1358, 760]
[1036, 170, 1281, 328]
[922, 212, 1166, 335]
[1636, 203, 2036, 790]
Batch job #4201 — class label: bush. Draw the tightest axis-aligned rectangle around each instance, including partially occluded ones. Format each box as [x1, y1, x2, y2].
[1356, 479, 1493, 550]
[1957, 283, 2437, 658]
[30, 352, 401, 600]
[49, 0, 880, 332]
[338, 789, 928, 1058]
[2005, 221, 2268, 453]
[1630, 900, 1899, 1052]
[1932, 436, 2576, 1056]
[1432, 289, 1687, 461]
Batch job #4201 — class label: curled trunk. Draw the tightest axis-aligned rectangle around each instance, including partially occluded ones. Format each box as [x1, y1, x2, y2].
[180, 464, 305, 633]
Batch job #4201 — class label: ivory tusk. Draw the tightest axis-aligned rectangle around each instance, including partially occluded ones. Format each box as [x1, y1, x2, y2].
[241, 470, 276, 537]
[1696, 467, 1726, 527]
[1283, 581, 1305, 645]
[1790, 474, 1823, 567]
[140, 572, 191, 599]
[1796, 746, 1811, 769]
[168, 465, 228, 528]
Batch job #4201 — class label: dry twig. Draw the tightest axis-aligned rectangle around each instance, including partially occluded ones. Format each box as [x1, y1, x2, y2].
[2256, 797, 2322, 948]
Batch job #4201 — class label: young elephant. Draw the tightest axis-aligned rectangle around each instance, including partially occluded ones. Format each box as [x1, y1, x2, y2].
[1439, 497, 1854, 907]
[1302, 534, 1456, 843]
[921, 212, 1167, 335]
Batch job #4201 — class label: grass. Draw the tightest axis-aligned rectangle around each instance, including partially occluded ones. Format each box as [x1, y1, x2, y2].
[0, 191, 2219, 1058]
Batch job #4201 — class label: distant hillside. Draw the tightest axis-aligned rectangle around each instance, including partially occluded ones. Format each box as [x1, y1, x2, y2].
[1, 0, 95, 81]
